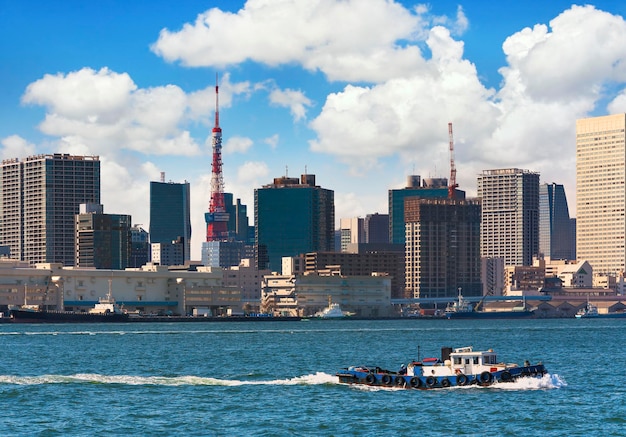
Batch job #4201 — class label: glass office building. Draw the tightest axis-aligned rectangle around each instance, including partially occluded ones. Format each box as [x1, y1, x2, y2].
[539, 183, 573, 261]
[255, 174, 334, 271]
[149, 180, 191, 262]
[76, 204, 132, 269]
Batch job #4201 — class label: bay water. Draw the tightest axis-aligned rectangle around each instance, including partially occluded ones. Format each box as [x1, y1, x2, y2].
[0, 318, 623, 436]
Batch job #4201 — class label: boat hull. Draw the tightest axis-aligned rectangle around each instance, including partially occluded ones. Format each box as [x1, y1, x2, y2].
[445, 310, 535, 319]
[337, 364, 547, 389]
[576, 313, 626, 319]
[10, 309, 129, 323]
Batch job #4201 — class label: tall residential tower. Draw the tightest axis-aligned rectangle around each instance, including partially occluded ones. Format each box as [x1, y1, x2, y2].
[0, 154, 100, 265]
[478, 168, 539, 266]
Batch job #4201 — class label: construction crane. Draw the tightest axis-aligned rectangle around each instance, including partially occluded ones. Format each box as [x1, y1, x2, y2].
[448, 122, 458, 199]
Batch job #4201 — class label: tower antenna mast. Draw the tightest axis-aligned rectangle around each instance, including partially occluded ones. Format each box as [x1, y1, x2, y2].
[448, 122, 458, 199]
[206, 73, 229, 241]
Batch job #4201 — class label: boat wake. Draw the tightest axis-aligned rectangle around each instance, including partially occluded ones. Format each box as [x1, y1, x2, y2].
[0, 372, 565, 389]
[0, 372, 338, 387]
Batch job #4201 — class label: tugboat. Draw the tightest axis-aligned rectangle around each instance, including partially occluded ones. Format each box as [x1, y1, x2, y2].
[336, 346, 546, 389]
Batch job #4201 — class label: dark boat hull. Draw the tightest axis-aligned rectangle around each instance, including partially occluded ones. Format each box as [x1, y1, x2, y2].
[337, 364, 547, 389]
[10, 309, 129, 323]
[445, 310, 535, 319]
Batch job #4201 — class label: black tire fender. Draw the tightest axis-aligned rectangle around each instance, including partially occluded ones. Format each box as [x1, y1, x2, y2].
[479, 371, 492, 384]
[425, 376, 437, 387]
[409, 377, 421, 388]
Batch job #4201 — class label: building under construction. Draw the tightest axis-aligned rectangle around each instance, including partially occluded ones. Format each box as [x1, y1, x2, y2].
[404, 198, 482, 299]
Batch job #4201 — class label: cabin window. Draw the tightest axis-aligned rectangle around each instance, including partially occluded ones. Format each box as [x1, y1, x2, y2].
[473, 357, 479, 364]
[465, 358, 470, 365]
[454, 357, 462, 365]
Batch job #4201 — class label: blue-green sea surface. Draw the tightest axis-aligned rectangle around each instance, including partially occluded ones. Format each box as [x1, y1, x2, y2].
[0, 318, 622, 436]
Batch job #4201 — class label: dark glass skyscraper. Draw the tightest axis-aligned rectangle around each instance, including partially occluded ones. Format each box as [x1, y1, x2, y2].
[75, 204, 131, 270]
[539, 183, 573, 260]
[255, 174, 334, 271]
[149, 180, 191, 262]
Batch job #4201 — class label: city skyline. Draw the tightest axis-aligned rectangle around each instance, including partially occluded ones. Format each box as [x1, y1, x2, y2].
[2, 1, 626, 259]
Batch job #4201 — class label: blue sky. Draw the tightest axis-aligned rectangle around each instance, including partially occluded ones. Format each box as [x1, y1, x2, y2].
[2, 0, 626, 259]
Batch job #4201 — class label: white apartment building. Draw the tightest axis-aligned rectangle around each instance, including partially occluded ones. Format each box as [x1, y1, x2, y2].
[478, 168, 540, 267]
[576, 114, 626, 275]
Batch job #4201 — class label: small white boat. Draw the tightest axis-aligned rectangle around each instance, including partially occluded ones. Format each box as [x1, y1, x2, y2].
[575, 302, 599, 318]
[314, 303, 349, 318]
[313, 298, 355, 319]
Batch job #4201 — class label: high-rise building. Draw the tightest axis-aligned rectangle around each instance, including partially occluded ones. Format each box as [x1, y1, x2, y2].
[0, 154, 100, 265]
[576, 113, 626, 274]
[255, 174, 334, 271]
[339, 217, 364, 252]
[539, 183, 573, 261]
[404, 198, 482, 298]
[569, 218, 577, 261]
[129, 225, 150, 268]
[388, 175, 465, 245]
[478, 168, 539, 267]
[75, 203, 131, 270]
[364, 213, 389, 244]
[149, 180, 191, 262]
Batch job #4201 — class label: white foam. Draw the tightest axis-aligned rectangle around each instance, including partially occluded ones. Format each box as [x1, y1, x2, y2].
[0, 372, 339, 387]
[491, 373, 566, 390]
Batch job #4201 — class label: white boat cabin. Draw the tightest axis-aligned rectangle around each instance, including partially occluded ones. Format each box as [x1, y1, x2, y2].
[408, 346, 510, 377]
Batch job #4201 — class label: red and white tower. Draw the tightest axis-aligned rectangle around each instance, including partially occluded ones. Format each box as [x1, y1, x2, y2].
[205, 74, 229, 241]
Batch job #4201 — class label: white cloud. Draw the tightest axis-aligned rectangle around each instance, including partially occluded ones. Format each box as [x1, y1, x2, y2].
[500, 5, 626, 102]
[308, 26, 498, 165]
[224, 136, 253, 154]
[0, 135, 37, 161]
[22, 67, 136, 121]
[151, 0, 431, 82]
[263, 134, 279, 150]
[608, 88, 626, 114]
[269, 88, 312, 121]
[237, 161, 270, 184]
[22, 67, 202, 156]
